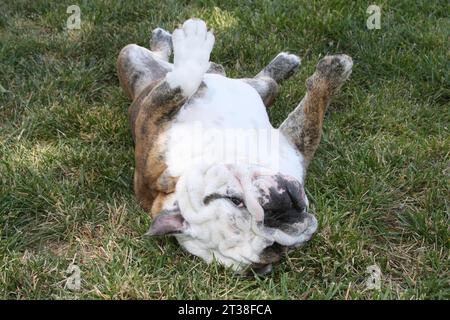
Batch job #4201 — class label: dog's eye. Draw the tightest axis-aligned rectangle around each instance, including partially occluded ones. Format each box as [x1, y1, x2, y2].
[229, 197, 245, 208]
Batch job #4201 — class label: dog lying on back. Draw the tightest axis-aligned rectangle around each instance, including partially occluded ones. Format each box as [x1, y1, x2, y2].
[117, 19, 352, 274]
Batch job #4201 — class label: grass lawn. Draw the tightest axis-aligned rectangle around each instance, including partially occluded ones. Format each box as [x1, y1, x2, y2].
[0, 0, 448, 299]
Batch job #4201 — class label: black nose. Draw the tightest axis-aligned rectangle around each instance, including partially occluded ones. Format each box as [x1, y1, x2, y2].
[284, 177, 307, 211]
[259, 175, 307, 228]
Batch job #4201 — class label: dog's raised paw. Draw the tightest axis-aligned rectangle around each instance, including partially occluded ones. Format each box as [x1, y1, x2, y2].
[306, 54, 353, 93]
[261, 52, 301, 82]
[171, 18, 214, 70]
[166, 19, 215, 96]
[316, 54, 353, 83]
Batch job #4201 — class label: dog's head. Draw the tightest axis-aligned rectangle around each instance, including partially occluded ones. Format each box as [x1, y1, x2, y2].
[146, 163, 317, 273]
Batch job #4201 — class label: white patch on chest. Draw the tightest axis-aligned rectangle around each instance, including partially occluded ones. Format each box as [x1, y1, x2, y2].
[165, 74, 305, 182]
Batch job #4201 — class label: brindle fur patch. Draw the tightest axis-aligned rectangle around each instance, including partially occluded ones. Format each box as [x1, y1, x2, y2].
[118, 44, 187, 214]
[133, 82, 186, 213]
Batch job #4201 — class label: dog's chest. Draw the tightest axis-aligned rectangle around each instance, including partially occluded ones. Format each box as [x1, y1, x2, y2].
[164, 74, 305, 182]
[175, 74, 272, 128]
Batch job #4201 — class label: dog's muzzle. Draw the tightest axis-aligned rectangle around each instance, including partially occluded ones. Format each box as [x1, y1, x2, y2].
[249, 174, 318, 275]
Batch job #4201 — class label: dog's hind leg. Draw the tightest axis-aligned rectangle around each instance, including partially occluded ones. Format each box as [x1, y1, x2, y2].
[243, 52, 300, 108]
[117, 44, 172, 101]
[279, 54, 353, 168]
[117, 27, 173, 99]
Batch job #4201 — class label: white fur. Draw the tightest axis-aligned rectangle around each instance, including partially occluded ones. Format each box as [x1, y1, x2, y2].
[166, 19, 215, 97]
[165, 73, 305, 183]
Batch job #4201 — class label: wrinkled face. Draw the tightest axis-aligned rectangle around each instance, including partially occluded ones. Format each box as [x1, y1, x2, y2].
[147, 164, 317, 274]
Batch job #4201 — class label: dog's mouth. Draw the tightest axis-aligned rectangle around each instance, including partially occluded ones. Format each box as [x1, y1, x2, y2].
[245, 211, 317, 276]
[263, 208, 318, 246]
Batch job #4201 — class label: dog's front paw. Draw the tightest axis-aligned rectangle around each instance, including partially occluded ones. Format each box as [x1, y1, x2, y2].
[172, 19, 215, 69]
[307, 54, 353, 93]
[166, 19, 215, 96]
[317, 54, 352, 84]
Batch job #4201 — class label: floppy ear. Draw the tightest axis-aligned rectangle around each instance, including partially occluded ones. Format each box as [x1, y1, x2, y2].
[145, 208, 186, 236]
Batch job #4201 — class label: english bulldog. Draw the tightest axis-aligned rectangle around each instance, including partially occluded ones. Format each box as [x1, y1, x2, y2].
[117, 19, 352, 274]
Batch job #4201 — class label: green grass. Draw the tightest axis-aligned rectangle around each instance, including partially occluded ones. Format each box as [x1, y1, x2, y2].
[0, 0, 449, 299]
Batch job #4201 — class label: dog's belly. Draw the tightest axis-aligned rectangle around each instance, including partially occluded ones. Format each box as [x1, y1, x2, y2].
[165, 73, 305, 182]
